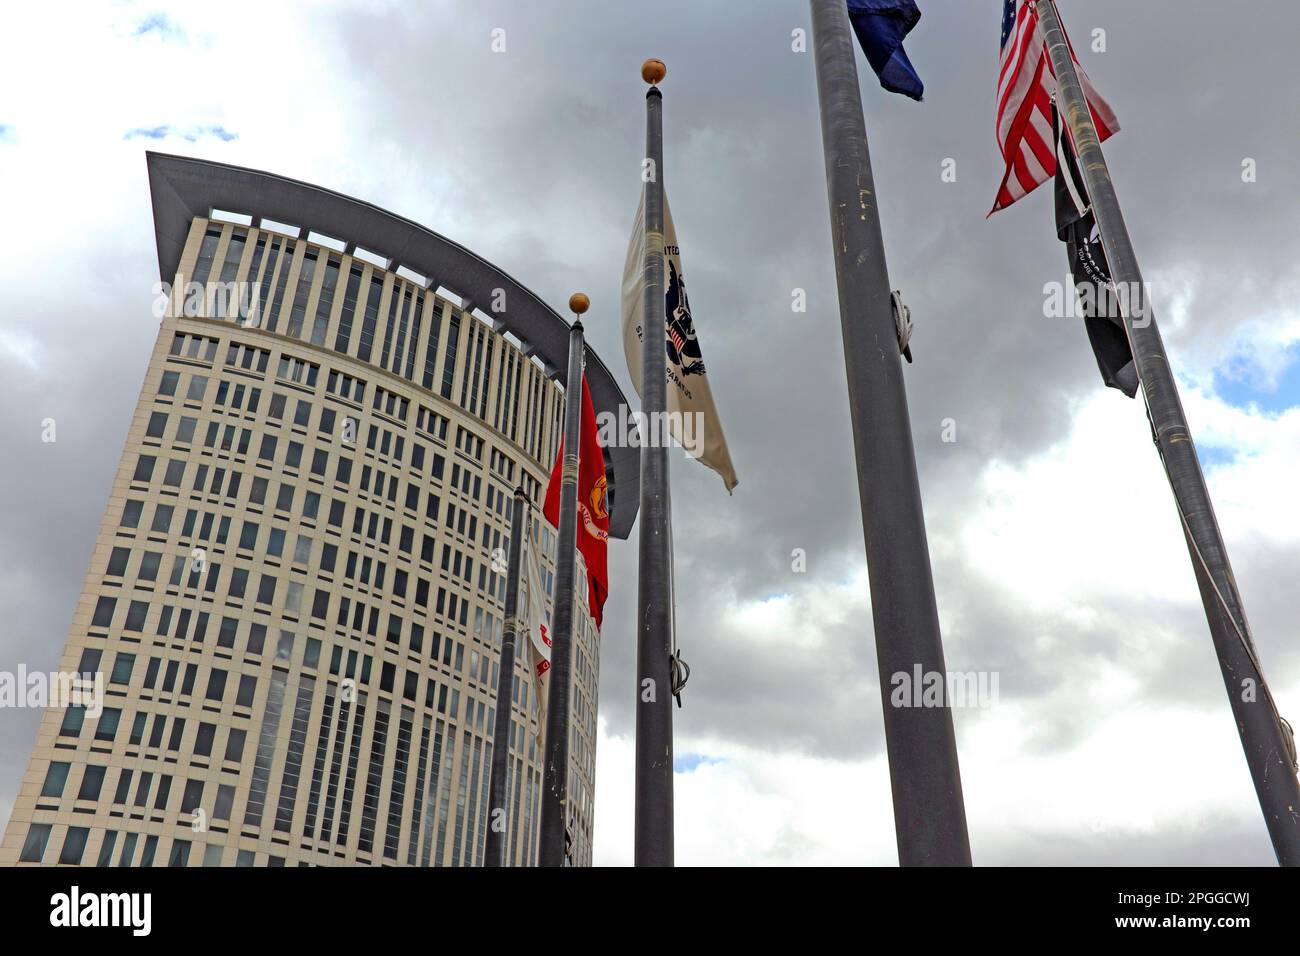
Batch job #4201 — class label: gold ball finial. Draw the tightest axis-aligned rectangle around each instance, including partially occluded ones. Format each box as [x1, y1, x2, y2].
[568, 292, 590, 316]
[642, 58, 666, 86]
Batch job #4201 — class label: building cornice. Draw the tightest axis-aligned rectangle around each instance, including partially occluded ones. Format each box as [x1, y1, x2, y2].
[145, 151, 640, 539]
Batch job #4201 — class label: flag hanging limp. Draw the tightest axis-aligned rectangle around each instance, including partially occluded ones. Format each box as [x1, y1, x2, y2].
[621, 187, 739, 493]
[522, 523, 551, 737]
[1053, 102, 1138, 398]
[543, 376, 610, 630]
[846, 0, 925, 101]
[992, 0, 1118, 213]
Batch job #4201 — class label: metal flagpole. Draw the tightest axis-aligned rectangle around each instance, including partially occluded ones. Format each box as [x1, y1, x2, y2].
[634, 57, 675, 867]
[538, 293, 588, 866]
[484, 486, 528, 867]
[808, 0, 972, 866]
[1038, 0, 1300, 864]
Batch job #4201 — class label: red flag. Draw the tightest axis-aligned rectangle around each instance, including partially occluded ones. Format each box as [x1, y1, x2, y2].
[543, 376, 609, 630]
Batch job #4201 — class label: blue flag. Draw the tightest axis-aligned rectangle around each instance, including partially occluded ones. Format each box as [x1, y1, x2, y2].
[846, 0, 924, 101]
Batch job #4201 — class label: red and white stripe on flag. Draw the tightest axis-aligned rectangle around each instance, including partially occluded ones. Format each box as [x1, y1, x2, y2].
[992, 0, 1118, 214]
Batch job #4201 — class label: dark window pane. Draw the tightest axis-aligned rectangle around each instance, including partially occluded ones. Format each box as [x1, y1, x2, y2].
[106, 547, 130, 577]
[109, 652, 135, 685]
[58, 827, 90, 865]
[95, 708, 121, 742]
[236, 673, 257, 707]
[145, 411, 167, 439]
[180, 779, 204, 815]
[194, 722, 216, 757]
[40, 761, 70, 797]
[224, 728, 246, 762]
[132, 455, 156, 482]
[150, 504, 174, 534]
[205, 669, 227, 701]
[19, 824, 52, 863]
[121, 500, 143, 528]
[59, 706, 85, 737]
[77, 765, 106, 801]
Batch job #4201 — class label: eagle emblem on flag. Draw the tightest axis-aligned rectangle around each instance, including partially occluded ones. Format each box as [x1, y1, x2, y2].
[666, 259, 705, 376]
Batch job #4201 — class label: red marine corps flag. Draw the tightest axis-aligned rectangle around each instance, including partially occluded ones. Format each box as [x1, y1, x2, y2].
[543, 376, 609, 630]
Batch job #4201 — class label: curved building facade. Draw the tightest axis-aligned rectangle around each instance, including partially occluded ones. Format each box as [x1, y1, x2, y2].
[0, 153, 630, 867]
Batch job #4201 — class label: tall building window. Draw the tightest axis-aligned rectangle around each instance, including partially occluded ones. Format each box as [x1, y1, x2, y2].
[59, 826, 89, 865]
[96, 831, 119, 867]
[218, 230, 247, 286]
[190, 226, 222, 288]
[311, 257, 341, 347]
[273, 676, 315, 832]
[18, 823, 51, 863]
[404, 292, 424, 381]
[40, 761, 70, 798]
[334, 265, 363, 355]
[285, 250, 318, 339]
[451, 730, 472, 865]
[421, 302, 443, 391]
[302, 684, 337, 839]
[243, 669, 287, 827]
[440, 311, 461, 399]
[334, 692, 369, 846]
[407, 713, 431, 865]
[473, 739, 492, 864]
[77, 765, 106, 801]
[357, 275, 385, 363]
[265, 241, 298, 333]
[379, 283, 406, 370]
[242, 235, 268, 316]
[385, 705, 414, 860]
[357, 698, 391, 854]
[318, 693, 353, 843]
[460, 323, 482, 411]
[476, 337, 494, 419]
[167, 839, 191, 867]
[421, 718, 447, 866]
[251, 237, 281, 329]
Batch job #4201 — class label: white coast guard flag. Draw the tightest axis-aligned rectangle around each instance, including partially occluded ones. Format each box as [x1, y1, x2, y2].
[522, 523, 551, 736]
[622, 187, 738, 493]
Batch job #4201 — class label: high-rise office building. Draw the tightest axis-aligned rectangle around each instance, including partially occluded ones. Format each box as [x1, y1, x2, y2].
[0, 153, 638, 867]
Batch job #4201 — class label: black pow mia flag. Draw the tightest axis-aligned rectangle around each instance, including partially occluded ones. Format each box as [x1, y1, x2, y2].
[1053, 102, 1138, 398]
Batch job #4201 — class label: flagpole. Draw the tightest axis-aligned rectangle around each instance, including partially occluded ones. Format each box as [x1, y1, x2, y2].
[485, 485, 528, 867]
[809, 0, 972, 866]
[635, 57, 675, 867]
[538, 293, 588, 866]
[1038, 0, 1300, 865]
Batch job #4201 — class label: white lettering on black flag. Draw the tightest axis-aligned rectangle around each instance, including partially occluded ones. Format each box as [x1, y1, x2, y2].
[622, 187, 739, 492]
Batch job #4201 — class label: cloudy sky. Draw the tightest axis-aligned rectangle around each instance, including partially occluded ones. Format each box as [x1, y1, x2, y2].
[2, 0, 1298, 865]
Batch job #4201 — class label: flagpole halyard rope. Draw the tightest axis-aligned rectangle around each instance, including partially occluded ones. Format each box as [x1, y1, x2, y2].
[1141, 392, 1299, 772]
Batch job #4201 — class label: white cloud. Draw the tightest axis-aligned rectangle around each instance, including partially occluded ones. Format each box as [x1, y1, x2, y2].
[589, 379, 1300, 865]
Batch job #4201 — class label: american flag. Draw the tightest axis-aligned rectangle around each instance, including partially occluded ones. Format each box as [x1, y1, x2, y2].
[668, 325, 686, 355]
[992, 0, 1118, 214]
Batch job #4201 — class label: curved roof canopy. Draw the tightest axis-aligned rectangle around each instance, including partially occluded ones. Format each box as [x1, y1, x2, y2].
[145, 151, 639, 539]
